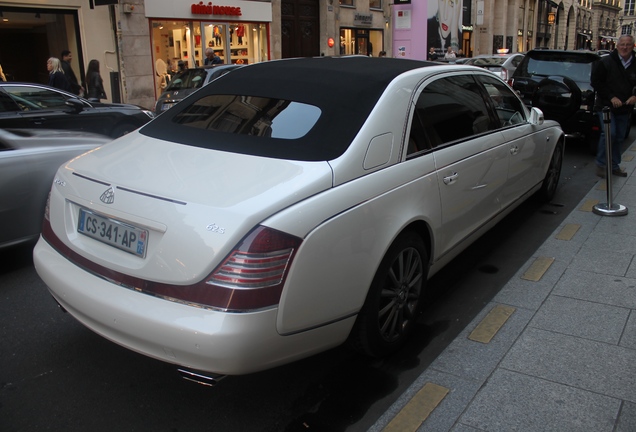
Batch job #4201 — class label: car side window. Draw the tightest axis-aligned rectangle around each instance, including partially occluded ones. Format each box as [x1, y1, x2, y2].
[407, 74, 496, 155]
[0, 91, 19, 112]
[478, 75, 527, 127]
[3, 86, 68, 111]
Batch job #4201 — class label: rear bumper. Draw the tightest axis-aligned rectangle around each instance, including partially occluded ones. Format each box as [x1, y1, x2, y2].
[33, 237, 353, 375]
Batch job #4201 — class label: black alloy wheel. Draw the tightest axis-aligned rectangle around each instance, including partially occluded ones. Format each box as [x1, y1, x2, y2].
[537, 139, 564, 202]
[353, 232, 428, 358]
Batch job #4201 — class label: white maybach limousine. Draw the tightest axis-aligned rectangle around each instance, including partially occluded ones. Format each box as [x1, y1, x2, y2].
[34, 56, 564, 385]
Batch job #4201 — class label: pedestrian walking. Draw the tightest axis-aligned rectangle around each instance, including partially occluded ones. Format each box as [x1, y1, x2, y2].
[591, 33, 636, 177]
[61, 49, 84, 96]
[47, 57, 72, 92]
[85, 59, 106, 102]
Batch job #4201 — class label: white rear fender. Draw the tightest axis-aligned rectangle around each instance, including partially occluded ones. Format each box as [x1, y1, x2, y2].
[270, 157, 442, 335]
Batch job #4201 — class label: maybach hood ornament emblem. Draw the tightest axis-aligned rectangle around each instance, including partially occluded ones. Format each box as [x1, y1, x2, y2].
[100, 187, 115, 204]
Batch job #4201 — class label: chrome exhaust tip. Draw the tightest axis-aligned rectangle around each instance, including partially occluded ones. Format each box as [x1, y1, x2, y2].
[177, 368, 225, 387]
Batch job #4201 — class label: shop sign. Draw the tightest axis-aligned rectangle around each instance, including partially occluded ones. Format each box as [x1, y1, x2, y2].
[354, 13, 373, 26]
[191, 1, 242, 17]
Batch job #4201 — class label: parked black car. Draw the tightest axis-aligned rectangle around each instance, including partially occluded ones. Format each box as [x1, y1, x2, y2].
[0, 82, 154, 138]
[510, 49, 601, 151]
[154, 65, 241, 113]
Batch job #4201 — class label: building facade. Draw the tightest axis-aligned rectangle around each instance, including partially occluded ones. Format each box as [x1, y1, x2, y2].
[0, 0, 630, 111]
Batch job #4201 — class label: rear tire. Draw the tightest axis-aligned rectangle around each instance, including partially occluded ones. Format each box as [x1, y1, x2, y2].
[352, 232, 428, 357]
[537, 139, 564, 202]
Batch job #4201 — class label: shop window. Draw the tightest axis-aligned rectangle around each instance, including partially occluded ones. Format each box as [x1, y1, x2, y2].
[340, 0, 354, 6]
[151, 19, 269, 95]
[370, 0, 382, 9]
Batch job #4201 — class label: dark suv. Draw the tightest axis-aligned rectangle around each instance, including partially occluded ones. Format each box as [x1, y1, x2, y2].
[510, 49, 600, 151]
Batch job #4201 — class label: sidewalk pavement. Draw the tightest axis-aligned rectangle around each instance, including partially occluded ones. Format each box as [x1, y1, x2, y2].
[369, 146, 636, 432]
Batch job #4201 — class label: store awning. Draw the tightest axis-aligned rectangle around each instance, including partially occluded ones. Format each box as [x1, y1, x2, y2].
[600, 35, 618, 40]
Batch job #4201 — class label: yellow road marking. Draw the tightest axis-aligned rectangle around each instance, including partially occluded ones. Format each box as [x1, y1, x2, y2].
[579, 199, 599, 212]
[383, 383, 449, 432]
[555, 223, 580, 241]
[468, 304, 516, 344]
[521, 256, 554, 281]
[623, 154, 634, 161]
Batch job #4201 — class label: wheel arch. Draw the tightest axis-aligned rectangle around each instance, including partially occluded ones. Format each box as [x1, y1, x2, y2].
[400, 219, 434, 270]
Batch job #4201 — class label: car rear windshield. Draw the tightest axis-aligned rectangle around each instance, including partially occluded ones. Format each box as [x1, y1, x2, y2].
[519, 53, 597, 83]
[172, 95, 321, 139]
[165, 69, 208, 91]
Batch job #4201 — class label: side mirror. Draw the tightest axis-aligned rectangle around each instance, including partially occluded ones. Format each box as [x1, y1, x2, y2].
[529, 107, 544, 125]
[65, 98, 85, 113]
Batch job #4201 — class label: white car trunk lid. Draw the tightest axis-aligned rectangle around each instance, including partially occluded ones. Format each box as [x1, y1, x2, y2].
[51, 132, 333, 284]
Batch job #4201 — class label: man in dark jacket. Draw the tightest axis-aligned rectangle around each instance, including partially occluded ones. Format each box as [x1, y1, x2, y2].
[591, 34, 636, 177]
[60, 50, 83, 96]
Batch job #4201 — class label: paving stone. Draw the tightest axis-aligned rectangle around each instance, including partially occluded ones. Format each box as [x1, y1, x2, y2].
[554, 269, 636, 309]
[529, 295, 630, 344]
[621, 311, 636, 350]
[501, 328, 636, 402]
[616, 401, 636, 432]
[459, 369, 620, 432]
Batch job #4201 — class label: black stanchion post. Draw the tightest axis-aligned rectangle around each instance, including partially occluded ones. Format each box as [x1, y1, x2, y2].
[593, 106, 628, 216]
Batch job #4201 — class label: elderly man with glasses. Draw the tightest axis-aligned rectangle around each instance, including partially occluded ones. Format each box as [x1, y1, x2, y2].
[592, 34, 636, 177]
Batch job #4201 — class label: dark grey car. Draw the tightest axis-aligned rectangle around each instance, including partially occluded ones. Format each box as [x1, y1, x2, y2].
[0, 128, 111, 249]
[154, 65, 241, 113]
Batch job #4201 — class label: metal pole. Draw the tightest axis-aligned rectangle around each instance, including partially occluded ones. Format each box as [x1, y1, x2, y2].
[593, 107, 628, 216]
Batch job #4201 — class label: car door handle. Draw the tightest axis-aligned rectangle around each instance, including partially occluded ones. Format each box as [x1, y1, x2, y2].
[31, 117, 48, 125]
[443, 172, 458, 185]
[510, 145, 519, 155]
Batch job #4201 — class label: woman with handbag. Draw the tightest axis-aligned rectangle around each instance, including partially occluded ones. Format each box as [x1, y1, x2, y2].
[85, 59, 106, 102]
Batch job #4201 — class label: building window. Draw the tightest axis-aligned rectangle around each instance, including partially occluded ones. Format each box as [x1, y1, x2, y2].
[340, 0, 354, 6]
[370, 0, 382, 9]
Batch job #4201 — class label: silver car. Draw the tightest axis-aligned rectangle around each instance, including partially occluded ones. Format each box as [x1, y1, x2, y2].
[0, 128, 111, 249]
[464, 53, 525, 82]
[154, 65, 241, 113]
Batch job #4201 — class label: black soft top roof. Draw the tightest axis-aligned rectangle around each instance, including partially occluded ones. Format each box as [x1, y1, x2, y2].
[141, 57, 435, 161]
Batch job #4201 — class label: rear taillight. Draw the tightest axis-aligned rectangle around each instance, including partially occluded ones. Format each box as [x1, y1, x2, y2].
[201, 226, 302, 310]
[42, 222, 302, 312]
[208, 227, 298, 289]
[44, 191, 51, 221]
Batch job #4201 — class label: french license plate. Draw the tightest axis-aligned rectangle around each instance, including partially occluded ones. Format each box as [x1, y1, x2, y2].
[77, 208, 148, 257]
[161, 103, 175, 111]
